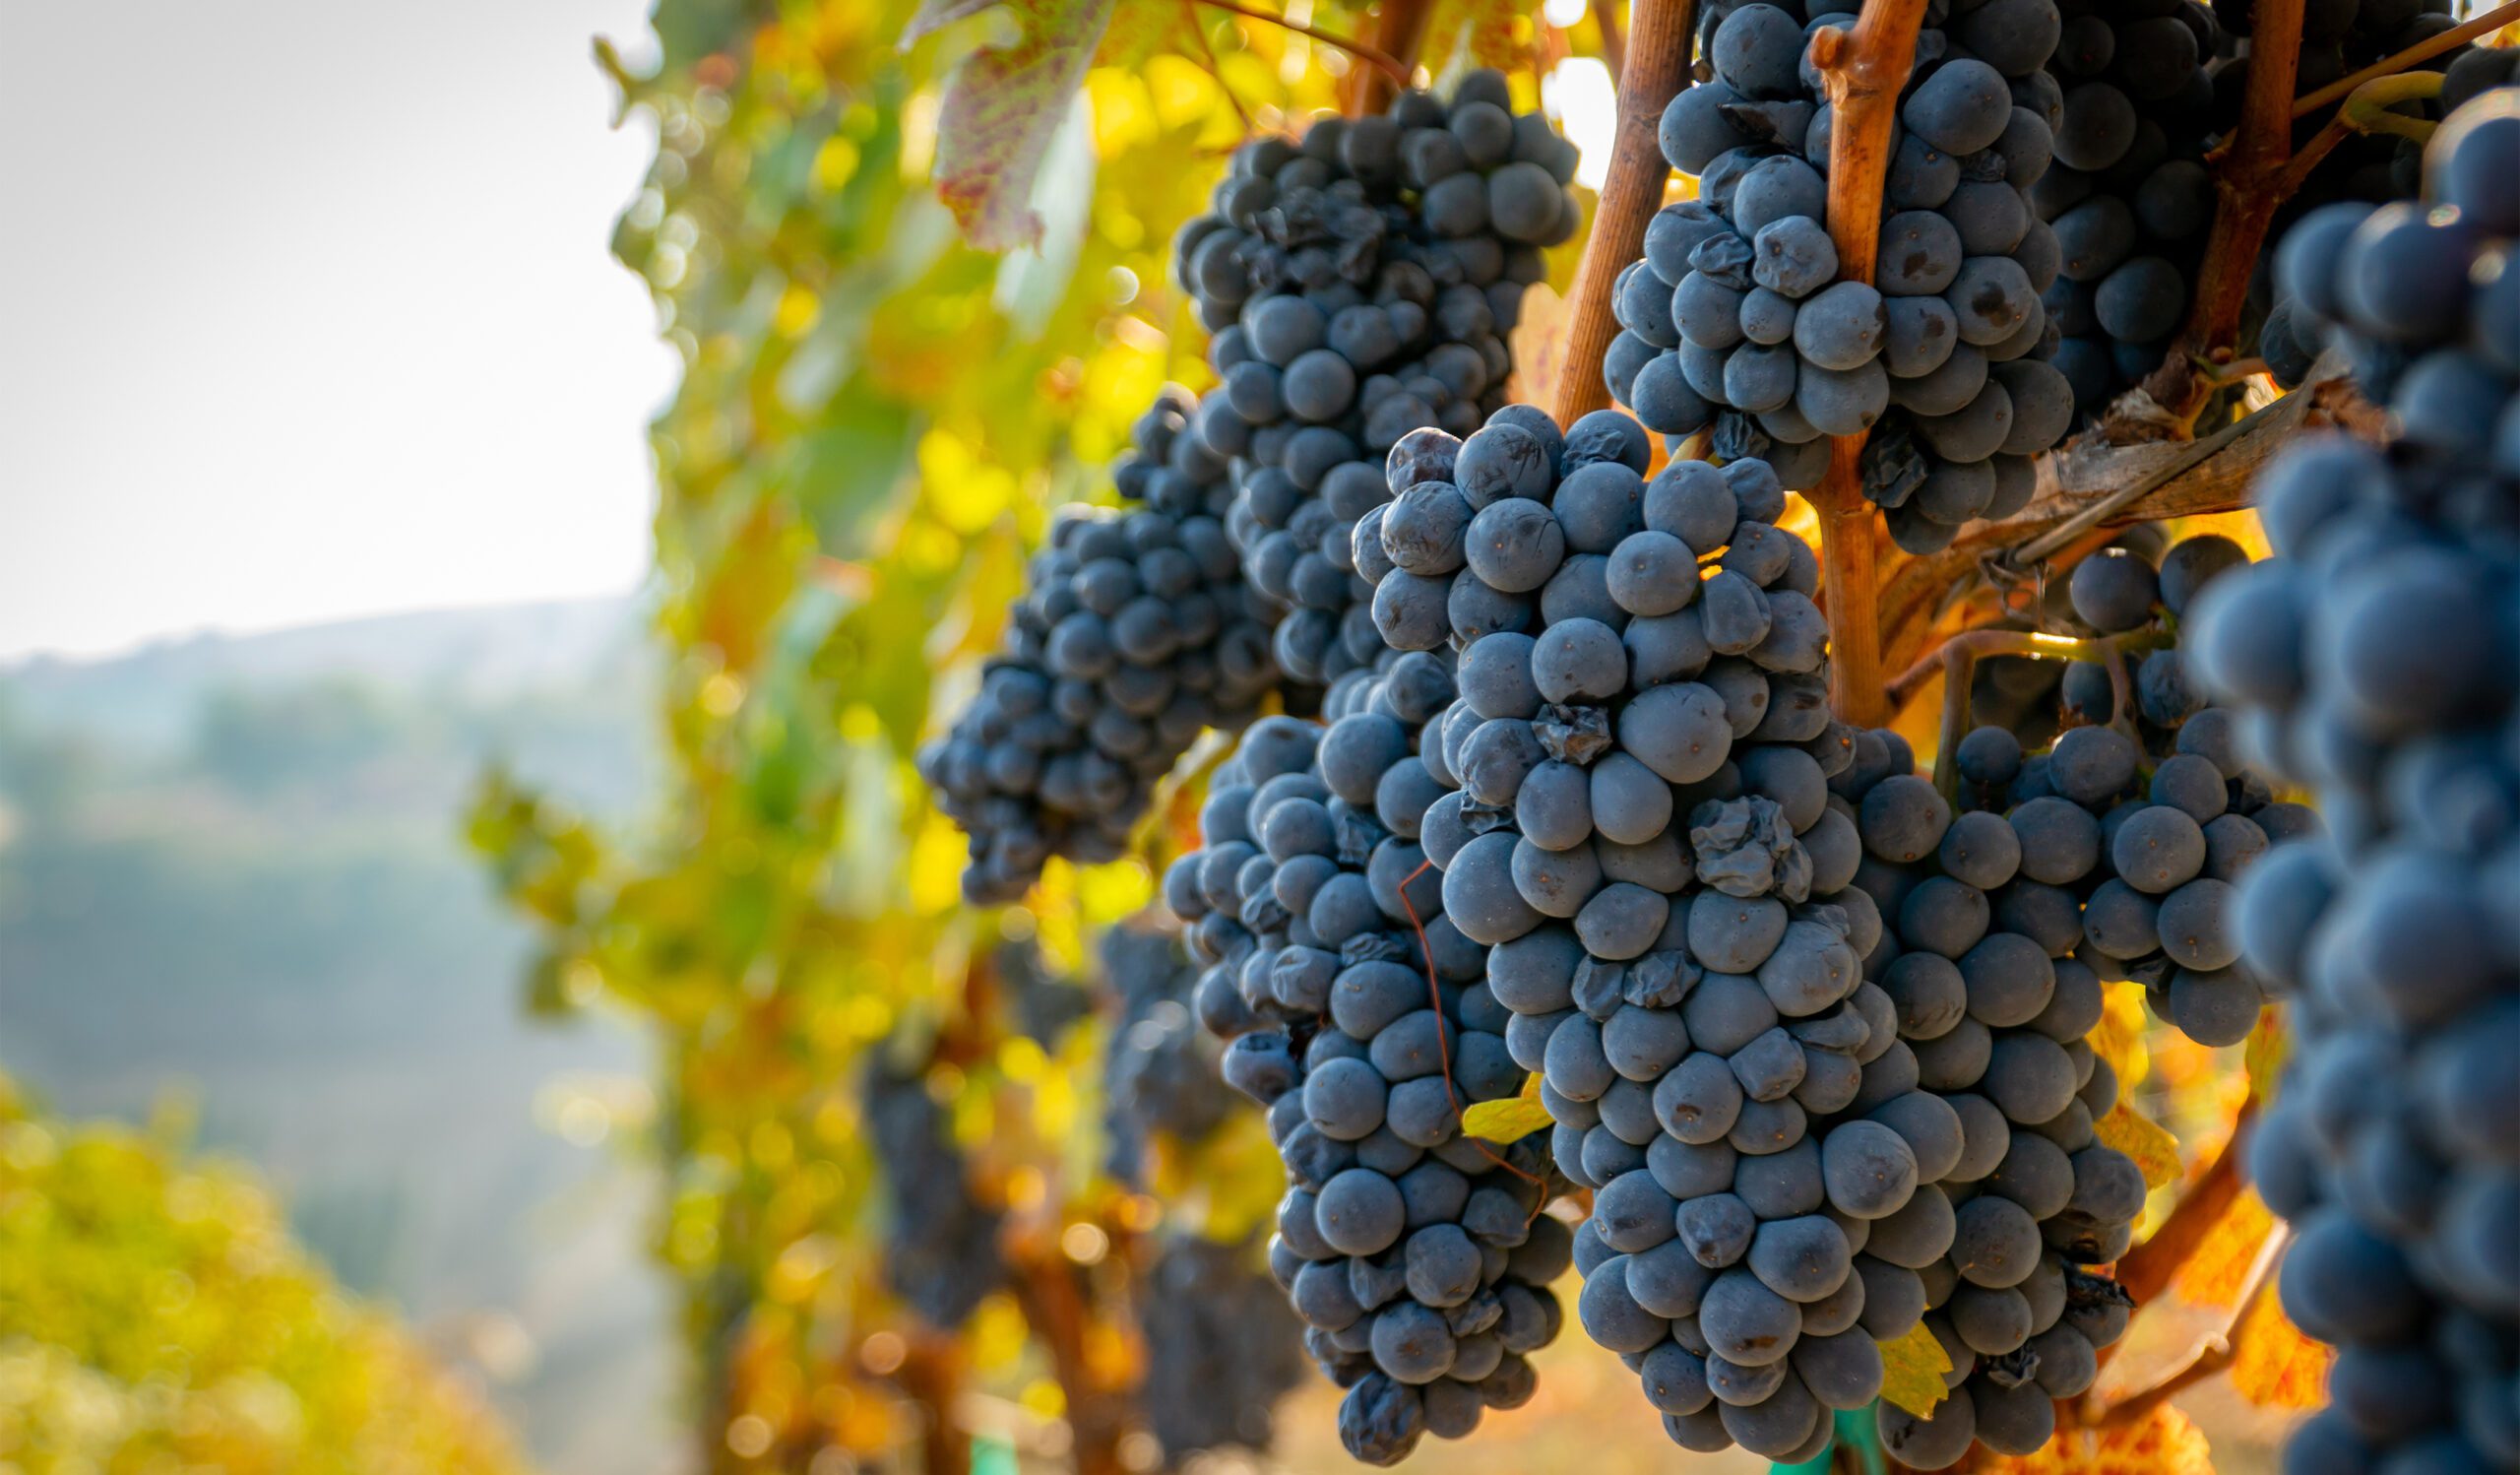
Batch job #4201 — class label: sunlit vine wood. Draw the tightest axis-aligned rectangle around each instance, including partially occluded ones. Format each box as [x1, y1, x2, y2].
[1801, 0, 1929, 729]
[1554, 0, 1696, 426]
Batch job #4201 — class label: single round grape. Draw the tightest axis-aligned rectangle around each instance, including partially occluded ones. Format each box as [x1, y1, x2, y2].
[1464, 498, 1567, 594]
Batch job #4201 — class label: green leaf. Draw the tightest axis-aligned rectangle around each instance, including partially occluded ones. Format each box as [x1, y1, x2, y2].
[929, 0, 1119, 250]
[1461, 1072, 1553, 1144]
[1876, 1321, 1954, 1420]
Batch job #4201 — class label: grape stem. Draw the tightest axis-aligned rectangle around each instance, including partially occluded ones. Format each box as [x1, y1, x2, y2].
[1874, 355, 2382, 675]
[1552, 0, 1697, 426]
[2008, 395, 2278, 568]
[1191, 0, 1415, 85]
[1005, 1233, 1133, 1474]
[1803, 0, 1930, 731]
[1592, 0, 1627, 83]
[1895, 629, 2138, 802]
[2086, 1226, 2290, 1433]
[1397, 858, 1551, 1199]
[894, 1329, 974, 1475]
[1343, 0, 1438, 113]
[2292, 1, 2520, 117]
[2282, 72, 2446, 195]
[2131, 0, 2307, 427]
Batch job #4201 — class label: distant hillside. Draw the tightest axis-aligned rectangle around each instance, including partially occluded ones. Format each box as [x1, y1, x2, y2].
[2, 596, 642, 752]
[0, 600, 685, 1475]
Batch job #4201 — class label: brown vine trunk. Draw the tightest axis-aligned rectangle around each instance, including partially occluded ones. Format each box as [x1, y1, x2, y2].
[1805, 0, 1929, 728]
[1007, 1241, 1131, 1475]
[898, 1331, 973, 1475]
[1347, 0, 1438, 114]
[1552, 0, 1695, 425]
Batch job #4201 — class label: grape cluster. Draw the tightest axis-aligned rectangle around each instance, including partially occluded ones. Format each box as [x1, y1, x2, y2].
[1969, 530, 2322, 1046]
[864, 1049, 1009, 1327]
[1100, 924, 1237, 1185]
[1609, 1, 2075, 552]
[995, 935, 1099, 1046]
[2260, 91, 2520, 463]
[2031, 1, 2223, 417]
[920, 388, 1286, 903]
[1131, 1233, 1311, 1463]
[1164, 698, 1576, 1465]
[1362, 409, 1988, 1461]
[1822, 732, 2145, 1468]
[2181, 425, 2518, 1473]
[1171, 73, 1580, 687]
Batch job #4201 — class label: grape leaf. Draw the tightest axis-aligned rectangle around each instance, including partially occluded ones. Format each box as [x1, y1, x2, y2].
[2090, 982, 2151, 1091]
[2168, 1186, 2277, 1311]
[2228, 1270, 2334, 1410]
[2094, 1103, 2182, 1191]
[921, 0, 1120, 249]
[1461, 1072, 1553, 1144]
[1983, 1403, 2214, 1473]
[902, 0, 1011, 44]
[1876, 1320, 1953, 1419]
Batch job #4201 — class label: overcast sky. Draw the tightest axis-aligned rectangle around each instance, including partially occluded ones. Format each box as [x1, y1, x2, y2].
[0, 1, 675, 662]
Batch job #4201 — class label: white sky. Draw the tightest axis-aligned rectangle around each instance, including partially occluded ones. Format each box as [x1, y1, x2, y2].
[0, 1, 676, 662]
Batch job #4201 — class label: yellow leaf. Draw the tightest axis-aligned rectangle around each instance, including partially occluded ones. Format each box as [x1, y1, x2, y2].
[2094, 1103, 2181, 1191]
[1876, 1319, 1954, 1419]
[2168, 1187, 2277, 1311]
[1461, 1072, 1553, 1144]
[1984, 1403, 2214, 1474]
[2092, 982, 2151, 1091]
[2245, 1007, 2288, 1104]
[2229, 1269, 2336, 1410]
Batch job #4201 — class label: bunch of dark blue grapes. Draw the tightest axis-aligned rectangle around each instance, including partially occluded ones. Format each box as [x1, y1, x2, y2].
[2257, 91, 2520, 460]
[1363, 408, 1986, 1461]
[1171, 72, 1581, 688]
[920, 388, 1285, 903]
[2032, 1, 2223, 417]
[1826, 731, 2146, 1467]
[1130, 1233, 1311, 1463]
[863, 1048, 1010, 1327]
[1945, 531, 2323, 1047]
[1099, 923, 1237, 1185]
[2181, 422, 2519, 1474]
[1609, 1, 2074, 553]
[1163, 698, 1575, 1465]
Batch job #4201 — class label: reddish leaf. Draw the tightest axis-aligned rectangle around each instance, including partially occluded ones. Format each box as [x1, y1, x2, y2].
[1984, 1404, 2215, 1474]
[930, 0, 1120, 250]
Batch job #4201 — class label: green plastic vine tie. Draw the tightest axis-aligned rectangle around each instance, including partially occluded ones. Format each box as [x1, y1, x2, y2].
[1766, 1404, 1888, 1475]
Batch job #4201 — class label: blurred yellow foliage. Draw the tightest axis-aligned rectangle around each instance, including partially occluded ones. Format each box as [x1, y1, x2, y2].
[0, 1079, 529, 1473]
